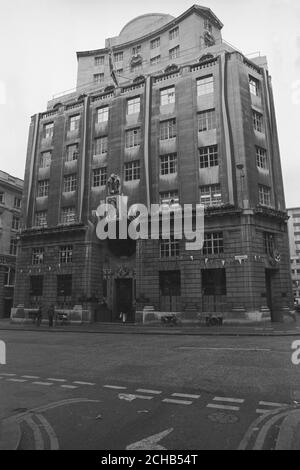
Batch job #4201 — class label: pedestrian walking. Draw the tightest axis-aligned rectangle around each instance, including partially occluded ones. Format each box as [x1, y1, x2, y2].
[36, 306, 42, 327]
[48, 304, 55, 327]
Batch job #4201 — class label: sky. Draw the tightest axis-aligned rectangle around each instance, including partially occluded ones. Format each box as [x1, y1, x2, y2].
[0, 0, 299, 207]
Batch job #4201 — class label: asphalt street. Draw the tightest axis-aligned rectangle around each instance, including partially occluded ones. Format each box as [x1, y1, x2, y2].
[0, 329, 300, 450]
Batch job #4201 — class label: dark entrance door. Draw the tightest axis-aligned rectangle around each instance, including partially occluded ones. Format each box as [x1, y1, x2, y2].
[115, 278, 133, 322]
[4, 298, 13, 318]
[159, 270, 181, 312]
[202, 269, 227, 313]
[265, 268, 274, 321]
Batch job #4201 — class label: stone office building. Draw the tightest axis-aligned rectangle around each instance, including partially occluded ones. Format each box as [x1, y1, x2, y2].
[0, 170, 23, 318]
[287, 208, 300, 301]
[13, 4, 293, 323]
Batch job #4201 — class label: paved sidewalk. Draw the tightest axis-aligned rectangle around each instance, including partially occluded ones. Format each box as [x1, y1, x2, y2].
[0, 317, 299, 336]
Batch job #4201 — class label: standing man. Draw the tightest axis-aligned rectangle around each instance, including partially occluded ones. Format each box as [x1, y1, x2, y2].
[48, 304, 55, 328]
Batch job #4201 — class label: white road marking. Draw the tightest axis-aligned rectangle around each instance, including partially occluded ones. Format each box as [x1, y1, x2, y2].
[73, 381, 95, 386]
[6, 378, 27, 383]
[178, 347, 271, 352]
[162, 398, 193, 405]
[60, 385, 78, 389]
[207, 404, 240, 411]
[0, 373, 16, 376]
[36, 414, 59, 450]
[24, 415, 44, 450]
[22, 375, 40, 379]
[46, 378, 67, 382]
[259, 401, 288, 408]
[213, 396, 245, 404]
[32, 381, 53, 386]
[256, 409, 274, 414]
[171, 393, 200, 399]
[133, 394, 153, 400]
[104, 385, 127, 390]
[136, 389, 162, 395]
[126, 428, 173, 450]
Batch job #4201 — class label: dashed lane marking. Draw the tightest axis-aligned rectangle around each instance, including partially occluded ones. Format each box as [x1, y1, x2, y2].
[162, 398, 193, 405]
[213, 396, 245, 404]
[22, 375, 40, 379]
[6, 378, 27, 383]
[207, 404, 240, 411]
[136, 389, 162, 395]
[73, 381, 96, 386]
[32, 381, 53, 386]
[171, 393, 201, 399]
[132, 394, 154, 400]
[104, 385, 127, 390]
[46, 378, 67, 382]
[259, 401, 288, 408]
[0, 373, 16, 376]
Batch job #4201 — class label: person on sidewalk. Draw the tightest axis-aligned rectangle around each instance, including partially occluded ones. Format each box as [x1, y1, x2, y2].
[47, 304, 55, 328]
[36, 306, 42, 327]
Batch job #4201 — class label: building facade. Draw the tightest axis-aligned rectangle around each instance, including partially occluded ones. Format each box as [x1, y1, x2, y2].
[0, 171, 23, 318]
[13, 5, 293, 323]
[287, 207, 300, 301]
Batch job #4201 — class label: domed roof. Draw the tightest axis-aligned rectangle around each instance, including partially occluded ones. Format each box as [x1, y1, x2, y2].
[119, 13, 174, 42]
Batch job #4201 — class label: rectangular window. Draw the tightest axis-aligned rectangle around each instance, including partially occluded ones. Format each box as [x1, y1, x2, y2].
[63, 174, 77, 192]
[40, 151, 52, 168]
[95, 56, 104, 66]
[114, 52, 123, 62]
[124, 161, 140, 181]
[12, 215, 20, 231]
[30, 275, 44, 297]
[200, 184, 222, 206]
[160, 86, 175, 105]
[14, 197, 21, 209]
[66, 144, 79, 162]
[160, 119, 176, 140]
[169, 27, 179, 40]
[125, 128, 141, 148]
[94, 136, 108, 155]
[249, 76, 260, 96]
[57, 274, 72, 298]
[127, 96, 140, 115]
[264, 232, 275, 255]
[32, 247, 44, 265]
[35, 211, 47, 227]
[61, 207, 76, 224]
[160, 239, 180, 258]
[69, 114, 80, 132]
[10, 238, 17, 255]
[92, 167, 107, 187]
[43, 122, 54, 139]
[169, 46, 180, 59]
[256, 146, 268, 169]
[96, 106, 109, 123]
[197, 75, 214, 96]
[204, 18, 213, 33]
[59, 245, 73, 264]
[159, 190, 179, 205]
[253, 110, 263, 132]
[258, 184, 271, 206]
[160, 154, 177, 175]
[131, 63, 142, 73]
[94, 73, 104, 83]
[0, 192, 4, 204]
[197, 109, 216, 132]
[132, 45, 141, 55]
[37, 179, 49, 197]
[150, 55, 161, 66]
[199, 145, 218, 168]
[203, 232, 224, 255]
[150, 37, 160, 49]
[4, 267, 15, 286]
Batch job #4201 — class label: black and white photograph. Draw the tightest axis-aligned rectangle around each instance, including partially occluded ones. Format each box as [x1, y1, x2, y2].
[0, 0, 300, 454]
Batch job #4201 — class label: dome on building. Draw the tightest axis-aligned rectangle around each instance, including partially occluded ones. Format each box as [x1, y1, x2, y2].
[119, 13, 174, 42]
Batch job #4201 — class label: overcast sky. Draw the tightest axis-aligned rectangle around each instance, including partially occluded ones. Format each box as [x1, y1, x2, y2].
[0, 0, 299, 207]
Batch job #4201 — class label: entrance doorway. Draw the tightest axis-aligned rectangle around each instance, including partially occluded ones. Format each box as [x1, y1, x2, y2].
[115, 278, 133, 322]
[201, 269, 227, 313]
[4, 298, 13, 318]
[159, 270, 181, 312]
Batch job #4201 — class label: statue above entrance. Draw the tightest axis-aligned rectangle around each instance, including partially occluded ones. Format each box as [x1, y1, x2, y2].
[107, 174, 121, 195]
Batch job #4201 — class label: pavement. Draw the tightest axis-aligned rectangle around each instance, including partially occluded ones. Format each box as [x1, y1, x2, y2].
[0, 316, 300, 336]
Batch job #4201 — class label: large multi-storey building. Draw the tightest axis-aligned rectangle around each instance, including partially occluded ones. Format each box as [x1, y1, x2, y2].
[13, 5, 293, 323]
[287, 207, 300, 301]
[0, 170, 23, 318]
